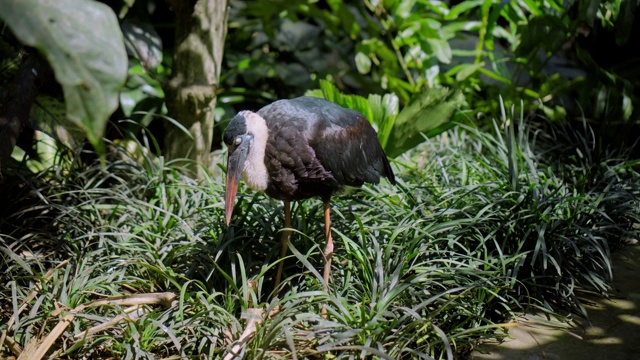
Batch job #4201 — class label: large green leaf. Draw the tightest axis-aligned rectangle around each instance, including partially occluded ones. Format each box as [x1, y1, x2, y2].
[0, 0, 128, 152]
[368, 93, 399, 149]
[385, 87, 465, 158]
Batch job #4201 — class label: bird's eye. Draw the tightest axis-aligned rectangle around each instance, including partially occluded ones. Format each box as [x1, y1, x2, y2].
[234, 136, 242, 145]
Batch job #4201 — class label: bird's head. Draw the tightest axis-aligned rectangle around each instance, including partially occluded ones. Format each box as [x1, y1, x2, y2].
[223, 112, 253, 226]
[223, 111, 269, 226]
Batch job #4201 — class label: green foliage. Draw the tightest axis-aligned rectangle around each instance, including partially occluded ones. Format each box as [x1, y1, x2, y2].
[307, 80, 465, 157]
[0, 0, 128, 152]
[222, 0, 639, 136]
[2, 104, 638, 357]
[2, 1, 640, 356]
[433, 118, 636, 315]
[2, 0, 637, 167]
[385, 87, 464, 158]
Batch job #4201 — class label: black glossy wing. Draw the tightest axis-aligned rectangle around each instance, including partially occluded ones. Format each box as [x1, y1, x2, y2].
[311, 108, 395, 187]
[260, 96, 395, 189]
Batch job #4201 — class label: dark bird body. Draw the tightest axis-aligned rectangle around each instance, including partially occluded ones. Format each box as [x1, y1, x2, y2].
[223, 96, 395, 304]
[257, 97, 394, 201]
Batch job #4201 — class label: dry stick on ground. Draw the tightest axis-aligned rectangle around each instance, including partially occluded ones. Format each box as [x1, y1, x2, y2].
[0, 259, 70, 357]
[2, 335, 22, 357]
[18, 312, 76, 360]
[73, 292, 178, 339]
[82, 292, 177, 309]
[74, 305, 144, 339]
[223, 308, 264, 360]
[16, 292, 177, 360]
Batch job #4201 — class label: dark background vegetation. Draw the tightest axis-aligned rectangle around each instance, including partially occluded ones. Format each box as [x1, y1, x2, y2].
[1, 0, 640, 359]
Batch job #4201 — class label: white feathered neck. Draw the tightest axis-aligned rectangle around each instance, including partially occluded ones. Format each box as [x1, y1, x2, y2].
[239, 110, 269, 191]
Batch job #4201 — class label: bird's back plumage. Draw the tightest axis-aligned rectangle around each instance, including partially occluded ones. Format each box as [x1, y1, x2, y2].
[257, 96, 395, 201]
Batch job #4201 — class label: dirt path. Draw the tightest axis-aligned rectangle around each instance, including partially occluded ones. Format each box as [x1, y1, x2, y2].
[471, 245, 640, 360]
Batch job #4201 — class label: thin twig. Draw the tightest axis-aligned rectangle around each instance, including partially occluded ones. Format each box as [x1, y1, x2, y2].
[2, 334, 22, 356]
[16, 292, 177, 360]
[18, 312, 75, 360]
[74, 305, 145, 339]
[1, 259, 69, 357]
[83, 292, 177, 308]
[223, 308, 263, 360]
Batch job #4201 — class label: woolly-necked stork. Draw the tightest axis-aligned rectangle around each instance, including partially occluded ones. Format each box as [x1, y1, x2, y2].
[223, 96, 395, 293]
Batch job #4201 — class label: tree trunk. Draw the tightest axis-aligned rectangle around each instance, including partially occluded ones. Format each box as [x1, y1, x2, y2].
[164, 0, 228, 179]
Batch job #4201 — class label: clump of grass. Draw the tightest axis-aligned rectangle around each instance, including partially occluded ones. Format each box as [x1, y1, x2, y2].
[411, 103, 639, 318]
[1, 105, 639, 359]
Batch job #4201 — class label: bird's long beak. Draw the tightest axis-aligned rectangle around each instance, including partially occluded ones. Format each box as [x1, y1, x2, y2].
[225, 141, 250, 225]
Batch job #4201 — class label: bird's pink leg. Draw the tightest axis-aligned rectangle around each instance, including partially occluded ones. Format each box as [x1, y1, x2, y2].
[322, 200, 333, 317]
[274, 201, 291, 291]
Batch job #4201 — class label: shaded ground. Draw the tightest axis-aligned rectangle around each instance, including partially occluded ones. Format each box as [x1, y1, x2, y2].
[471, 245, 640, 360]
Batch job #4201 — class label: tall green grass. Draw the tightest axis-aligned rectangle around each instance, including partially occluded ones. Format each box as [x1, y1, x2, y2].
[1, 111, 638, 359]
